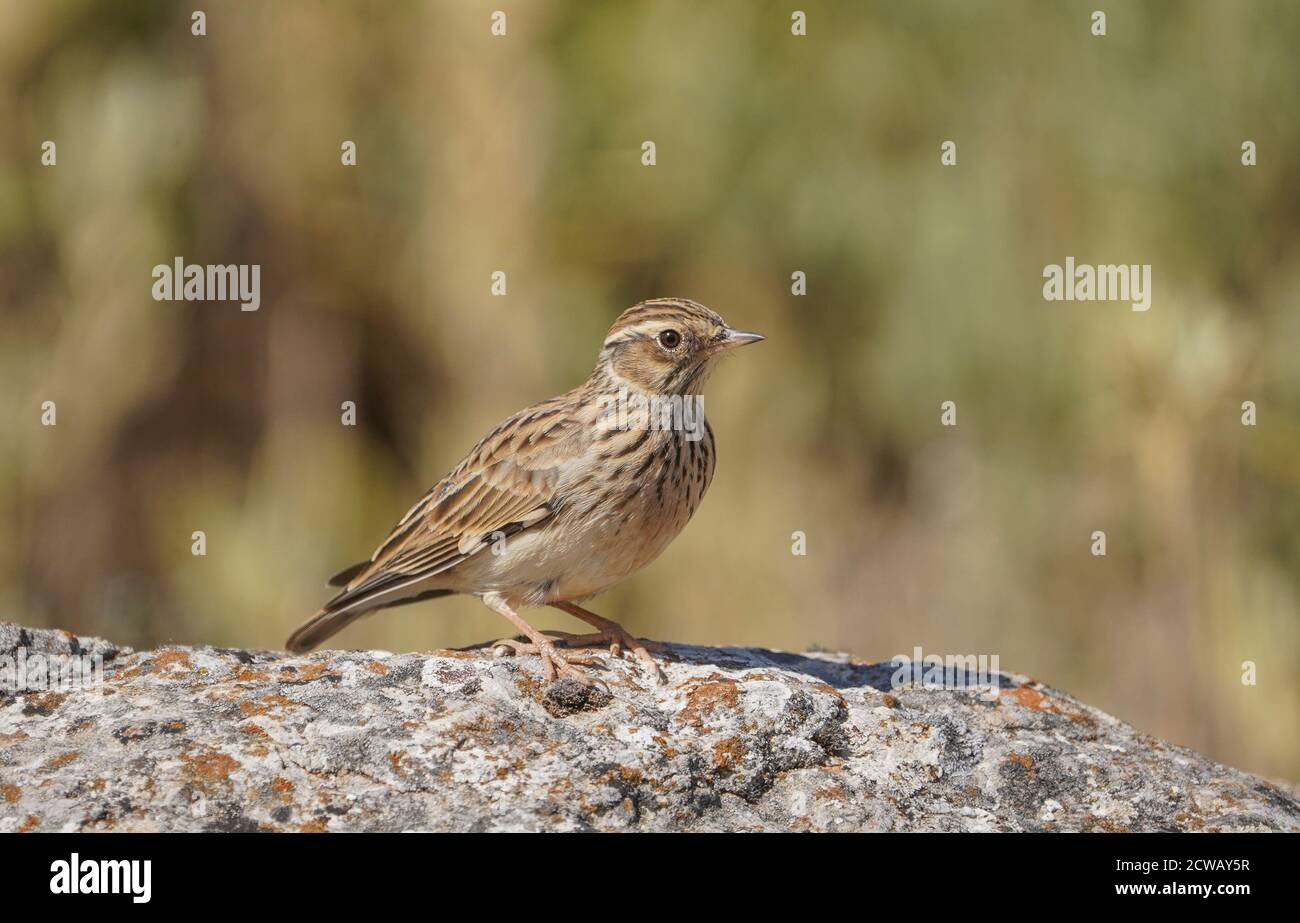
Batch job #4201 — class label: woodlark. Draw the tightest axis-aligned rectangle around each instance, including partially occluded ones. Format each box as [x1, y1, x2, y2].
[286, 298, 764, 683]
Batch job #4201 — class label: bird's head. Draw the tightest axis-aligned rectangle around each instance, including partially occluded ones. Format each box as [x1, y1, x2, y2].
[596, 298, 764, 395]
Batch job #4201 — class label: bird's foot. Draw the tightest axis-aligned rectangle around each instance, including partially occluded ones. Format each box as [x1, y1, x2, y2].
[547, 602, 669, 686]
[490, 637, 596, 685]
[551, 629, 667, 685]
[493, 630, 665, 685]
[481, 593, 602, 686]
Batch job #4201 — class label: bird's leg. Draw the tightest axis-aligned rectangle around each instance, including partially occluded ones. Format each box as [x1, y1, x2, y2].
[482, 593, 593, 685]
[550, 601, 666, 684]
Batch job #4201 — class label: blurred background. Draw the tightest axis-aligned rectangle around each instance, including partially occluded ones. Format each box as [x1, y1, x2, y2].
[2, 1, 1298, 780]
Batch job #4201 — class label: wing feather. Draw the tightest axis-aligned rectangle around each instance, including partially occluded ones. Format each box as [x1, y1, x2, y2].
[325, 400, 584, 609]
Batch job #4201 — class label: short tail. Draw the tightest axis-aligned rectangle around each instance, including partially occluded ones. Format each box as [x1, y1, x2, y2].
[284, 588, 455, 653]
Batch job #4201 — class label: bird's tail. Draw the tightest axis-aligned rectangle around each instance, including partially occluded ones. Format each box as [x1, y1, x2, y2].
[285, 606, 369, 654]
[284, 588, 455, 653]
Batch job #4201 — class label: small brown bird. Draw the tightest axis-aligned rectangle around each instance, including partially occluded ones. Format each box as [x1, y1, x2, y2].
[286, 298, 763, 683]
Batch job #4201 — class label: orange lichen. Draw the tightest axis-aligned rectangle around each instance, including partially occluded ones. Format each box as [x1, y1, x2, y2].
[429, 648, 482, 660]
[279, 662, 339, 684]
[43, 752, 80, 770]
[712, 737, 746, 771]
[183, 749, 239, 783]
[811, 682, 847, 705]
[238, 693, 299, 716]
[1081, 815, 1131, 833]
[270, 777, 294, 799]
[653, 734, 677, 759]
[1006, 685, 1091, 723]
[20, 691, 67, 714]
[680, 676, 740, 727]
[149, 650, 194, 674]
[1003, 753, 1035, 780]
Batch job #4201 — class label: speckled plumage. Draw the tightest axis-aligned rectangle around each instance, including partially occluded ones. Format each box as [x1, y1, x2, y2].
[286, 298, 763, 683]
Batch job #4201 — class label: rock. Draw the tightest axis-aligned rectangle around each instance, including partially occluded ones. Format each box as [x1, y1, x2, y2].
[1, 622, 1296, 832]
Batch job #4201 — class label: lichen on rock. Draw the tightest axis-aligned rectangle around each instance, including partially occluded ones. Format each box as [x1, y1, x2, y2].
[1, 622, 1296, 832]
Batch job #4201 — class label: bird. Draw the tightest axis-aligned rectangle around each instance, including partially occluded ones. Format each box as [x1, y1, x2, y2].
[285, 298, 764, 684]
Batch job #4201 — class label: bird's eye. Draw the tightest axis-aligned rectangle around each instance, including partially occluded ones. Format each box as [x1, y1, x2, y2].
[658, 329, 681, 349]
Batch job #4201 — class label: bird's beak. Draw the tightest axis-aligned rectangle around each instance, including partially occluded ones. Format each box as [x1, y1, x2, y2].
[713, 328, 766, 352]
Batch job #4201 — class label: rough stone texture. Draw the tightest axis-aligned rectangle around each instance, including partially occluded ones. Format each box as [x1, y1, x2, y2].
[1, 621, 1297, 832]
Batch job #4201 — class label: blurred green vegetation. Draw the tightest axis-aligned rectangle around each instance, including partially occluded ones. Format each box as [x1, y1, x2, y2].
[2, 1, 1298, 779]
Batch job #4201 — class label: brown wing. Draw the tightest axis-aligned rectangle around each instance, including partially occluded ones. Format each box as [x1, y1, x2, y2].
[321, 401, 583, 612]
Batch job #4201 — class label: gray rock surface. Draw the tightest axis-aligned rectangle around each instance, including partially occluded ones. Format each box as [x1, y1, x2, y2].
[1, 621, 1296, 832]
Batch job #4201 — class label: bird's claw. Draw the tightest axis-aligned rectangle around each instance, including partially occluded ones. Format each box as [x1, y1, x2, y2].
[490, 637, 597, 685]
[490, 631, 664, 686]
[551, 629, 667, 685]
